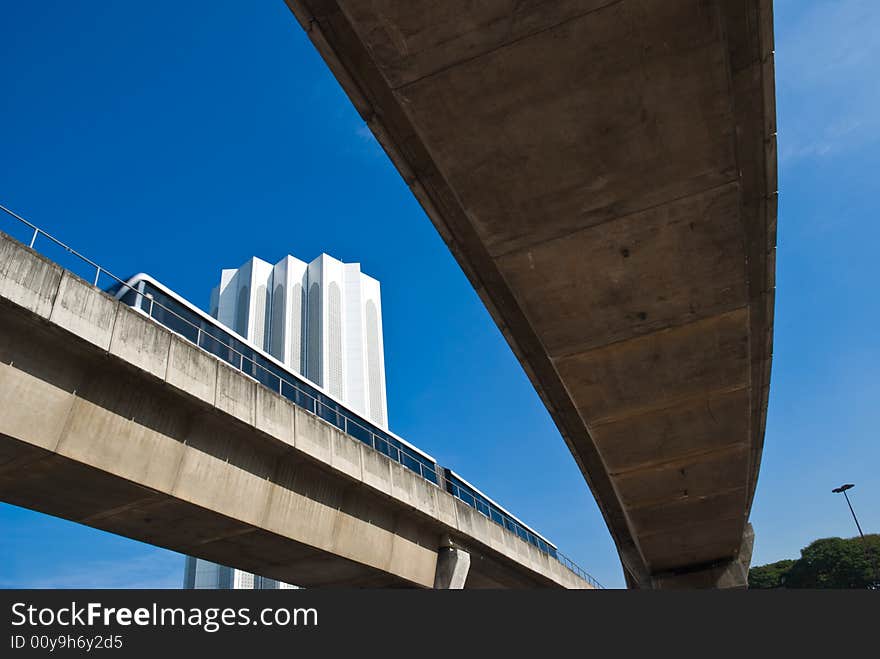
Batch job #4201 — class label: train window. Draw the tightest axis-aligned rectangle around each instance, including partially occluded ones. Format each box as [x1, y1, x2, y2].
[241, 354, 259, 380]
[401, 452, 421, 475]
[152, 302, 197, 343]
[119, 288, 139, 307]
[281, 380, 311, 411]
[262, 362, 289, 391]
[346, 420, 373, 447]
[253, 358, 279, 391]
[375, 437, 398, 462]
[317, 402, 344, 432]
[422, 466, 438, 485]
[198, 332, 229, 365]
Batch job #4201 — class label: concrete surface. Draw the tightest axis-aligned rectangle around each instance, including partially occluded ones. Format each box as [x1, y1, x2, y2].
[0, 232, 591, 589]
[434, 548, 471, 590]
[282, 0, 777, 588]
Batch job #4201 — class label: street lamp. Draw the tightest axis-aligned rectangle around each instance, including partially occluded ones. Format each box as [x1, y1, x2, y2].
[832, 483, 877, 589]
[831, 483, 864, 538]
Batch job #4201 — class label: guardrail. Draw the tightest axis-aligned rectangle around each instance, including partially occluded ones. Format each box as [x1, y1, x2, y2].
[138, 288, 441, 484]
[0, 202, 604, 589]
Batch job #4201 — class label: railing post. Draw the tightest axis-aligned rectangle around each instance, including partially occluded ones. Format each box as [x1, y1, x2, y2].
[29, 227, 38, 248]
[93, 266, 101, 287]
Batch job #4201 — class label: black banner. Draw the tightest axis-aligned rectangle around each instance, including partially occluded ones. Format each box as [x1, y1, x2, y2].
[1, 589, 874, 656]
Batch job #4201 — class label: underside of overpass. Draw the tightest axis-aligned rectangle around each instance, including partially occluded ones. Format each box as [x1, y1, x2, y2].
[283, 0, 777, 587]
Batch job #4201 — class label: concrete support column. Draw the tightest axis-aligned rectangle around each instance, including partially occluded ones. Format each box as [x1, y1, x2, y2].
[434, 536, 470, 589]
[651, 523, 755, 589]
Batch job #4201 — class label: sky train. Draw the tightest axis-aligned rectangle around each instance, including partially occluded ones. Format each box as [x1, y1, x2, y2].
[113, 273, 561, 560]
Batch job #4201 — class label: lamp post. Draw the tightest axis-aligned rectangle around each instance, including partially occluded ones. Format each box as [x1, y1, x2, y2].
[831, 483, 864, 538]
[832, 483, 877, 589]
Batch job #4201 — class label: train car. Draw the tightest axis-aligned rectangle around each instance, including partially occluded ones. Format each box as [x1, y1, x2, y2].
[111, 273, 558, 559]
[442, 469, 558, 558]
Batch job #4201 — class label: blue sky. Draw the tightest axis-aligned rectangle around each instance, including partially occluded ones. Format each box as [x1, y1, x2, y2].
[0, 1, 877, 589]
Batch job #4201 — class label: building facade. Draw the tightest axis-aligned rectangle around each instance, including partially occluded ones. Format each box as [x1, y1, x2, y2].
[184, 251, 389, 590]
[183, 558, 298, 590]
[208, 253, 388, 429]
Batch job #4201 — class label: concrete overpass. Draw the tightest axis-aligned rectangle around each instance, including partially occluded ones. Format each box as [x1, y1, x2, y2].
[0, 233, 591, 589]
[282, 0, 777, 587]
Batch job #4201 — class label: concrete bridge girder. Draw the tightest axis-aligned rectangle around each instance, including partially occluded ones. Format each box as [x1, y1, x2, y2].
[282, 0, 777, 587]
[0, 233, 591, 589]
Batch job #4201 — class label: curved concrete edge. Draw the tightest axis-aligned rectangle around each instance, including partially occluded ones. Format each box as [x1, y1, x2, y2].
[280, 0, 776, 588]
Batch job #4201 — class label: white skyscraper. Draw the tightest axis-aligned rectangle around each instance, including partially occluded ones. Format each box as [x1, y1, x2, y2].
[184, 250, 389, 590]
[208, 252, 388, 429]
[183, 558, 298, 590]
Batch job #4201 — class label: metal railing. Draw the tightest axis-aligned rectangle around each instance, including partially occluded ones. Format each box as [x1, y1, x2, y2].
[0, 202, 603, 589]
[0, 202, 438, 479]
[137, 291, 440, 484]
[444, 477, 603, 589]
[556, 551, 603, 589]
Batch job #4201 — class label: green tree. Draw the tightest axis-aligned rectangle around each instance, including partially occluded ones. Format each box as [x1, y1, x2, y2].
[749, 534, 880, 589]
[748, 559, 795, 588]
[785, 535, 879, 588]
